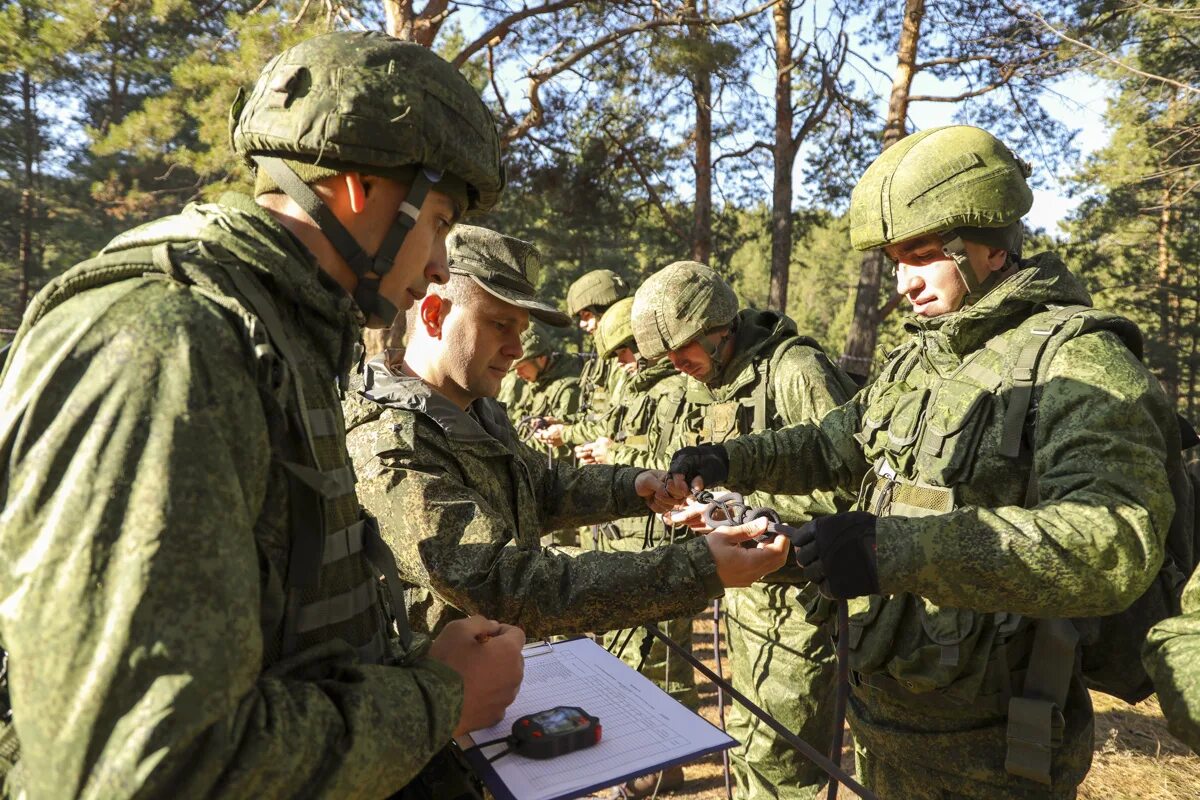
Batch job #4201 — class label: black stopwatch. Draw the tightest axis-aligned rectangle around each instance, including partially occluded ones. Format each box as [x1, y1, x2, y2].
[509, 706, 601, 759]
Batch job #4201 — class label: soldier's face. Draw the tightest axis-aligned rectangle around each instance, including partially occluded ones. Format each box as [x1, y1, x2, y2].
[885, 234, 999, 317]
[668, 336, 717, 382]
[514, 357, 542, 382]
[368, 180, 458, 313]
[578, 309, 599, 334]
[442, 290, 530, 401]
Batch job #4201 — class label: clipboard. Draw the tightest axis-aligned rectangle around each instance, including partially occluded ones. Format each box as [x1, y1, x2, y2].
[458, 636, 736, 800]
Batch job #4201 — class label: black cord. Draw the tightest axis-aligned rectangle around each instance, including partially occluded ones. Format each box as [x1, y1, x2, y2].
[487, 746, 513, 763]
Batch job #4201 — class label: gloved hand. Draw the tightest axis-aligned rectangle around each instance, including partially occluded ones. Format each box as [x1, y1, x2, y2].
[792, 511, 880, 600]
[668, 444, 730, 491]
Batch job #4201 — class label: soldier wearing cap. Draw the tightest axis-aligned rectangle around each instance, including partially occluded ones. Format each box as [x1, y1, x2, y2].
[634, 260, 858, 800]
[0, 32, 527, 798]
[668, 126, 1179, 798]
[345, 225, 791, 658]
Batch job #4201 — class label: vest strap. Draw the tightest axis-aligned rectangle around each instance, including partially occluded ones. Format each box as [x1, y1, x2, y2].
[1004, 618, 1077, 785]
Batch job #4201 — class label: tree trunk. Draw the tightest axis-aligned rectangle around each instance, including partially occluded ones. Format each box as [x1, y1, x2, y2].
[767, 1, 794, 311]
[838, 0, 925, 379]
[19, 67, 35, 316]
[690, 53, 712, 262]
[382, 0, 448, 46]
[1157, 182, 1178, 403]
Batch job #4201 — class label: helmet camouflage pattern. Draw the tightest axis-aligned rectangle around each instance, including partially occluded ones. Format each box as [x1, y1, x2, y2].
[631, 261, 738, 361]
[566, 270, 630, 317]
[229, 31, 506, 328]
[848, 125, 1032, 254]
[232, 30, 504, 212]
[597, 297, 635, 359]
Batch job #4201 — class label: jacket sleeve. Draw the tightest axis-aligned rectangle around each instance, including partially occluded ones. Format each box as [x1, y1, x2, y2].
[369, 431, 723, 640]
[0, 281, 461, 800]
[877, 331, 1175, 617]
[721, 394, 871, 501]
[741, 347, 857, 526]
[1143, 567, 1200, 754]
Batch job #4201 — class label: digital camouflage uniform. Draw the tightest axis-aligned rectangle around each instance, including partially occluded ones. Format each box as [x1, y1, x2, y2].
[1145, 561, 1200, 754]
[344, 360, 725, 639]
[714, 127, 1178, 799]
[507, 351, 584, 429]
[563, 269, 630, 431]
[0, 32, 511, 799]
[635, 262, 857, 800]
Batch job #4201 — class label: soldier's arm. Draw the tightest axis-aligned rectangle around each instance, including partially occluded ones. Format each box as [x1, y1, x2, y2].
[0, 286, 460, 799]
[743, 346, 857, 525]
[367, 428, 723, 639]
[560, 401, 618, 446]
[1143, 567, 1200, 754]
[720, 392, 870, 500]
[877, 331, 1174, 618]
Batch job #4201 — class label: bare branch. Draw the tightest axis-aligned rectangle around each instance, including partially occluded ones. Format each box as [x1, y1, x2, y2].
[1022, 4, 1200, 95]
[602, 124, 689, 242]
[452, 0, 586, 68]
[712, 140, 772, 167]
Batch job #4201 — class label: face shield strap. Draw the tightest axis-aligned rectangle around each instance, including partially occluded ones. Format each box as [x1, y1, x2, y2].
[253, 156, 375, 278]
[941, 234, 985, 298]
[371, 167, 443, 279]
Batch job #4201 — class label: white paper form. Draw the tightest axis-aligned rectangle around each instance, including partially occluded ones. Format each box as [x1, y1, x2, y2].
[462, 637, 735, 800]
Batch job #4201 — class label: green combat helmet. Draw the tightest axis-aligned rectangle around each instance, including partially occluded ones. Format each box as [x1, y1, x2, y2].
[848, 125, 1033, 297]
[517, 324, 555, 366]
[566, 269, 630, 317]
[631, 260, 738, 362]
[230, 30, 505, 328]
[597, 297, 636, 360]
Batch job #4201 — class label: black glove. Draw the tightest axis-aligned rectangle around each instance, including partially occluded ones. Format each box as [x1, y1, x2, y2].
[792, 512, 880, 600]
[668, 444, 730, 489]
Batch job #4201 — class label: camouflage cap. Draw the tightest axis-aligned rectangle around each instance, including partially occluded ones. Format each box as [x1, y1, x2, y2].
[597, 297, 635, 359]
[631, 261, 738, 361]
[231, 30, 505, 212]
[447, 225, 570, 327]
[566, 270, 630, 317]
[849, 125, 1032, 252]
[517, 322, 555, 363]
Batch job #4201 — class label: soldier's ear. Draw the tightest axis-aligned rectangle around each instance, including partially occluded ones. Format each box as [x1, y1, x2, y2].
[418, 294, 447, 338]
[343, 172, 368, 215]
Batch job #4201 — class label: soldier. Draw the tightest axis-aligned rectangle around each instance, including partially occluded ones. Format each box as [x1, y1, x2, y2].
[536, 268, 630, 448]
[1145, 564, 1200, 753]
[668, 126, 1179, 799]
[0, 32, 527, 798]
[506, 322, 584, 434]
[345, 224, 789, 645]
[634, 261, 858, 800]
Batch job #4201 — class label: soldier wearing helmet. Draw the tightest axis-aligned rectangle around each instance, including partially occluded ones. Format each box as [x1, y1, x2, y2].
[538, 270, 631, 446]
[507, 323, 584, 435]
[635, 260, 858, 800]
[0, 31, 528, 798]
[669, 126, 1179, 798]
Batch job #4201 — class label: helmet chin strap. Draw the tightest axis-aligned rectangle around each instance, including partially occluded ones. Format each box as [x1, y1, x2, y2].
[941, 233, 1005, 306]
[698, 326, 735, 385]
[253, 155, 442, 328]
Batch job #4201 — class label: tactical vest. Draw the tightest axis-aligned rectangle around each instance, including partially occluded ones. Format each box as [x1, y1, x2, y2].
[577, 352, 611, 416]
[850, 304, 1194, 785]
[686, 335, 831, 446]
[619, 370, 689, 460]
[0, 222, 411, 673]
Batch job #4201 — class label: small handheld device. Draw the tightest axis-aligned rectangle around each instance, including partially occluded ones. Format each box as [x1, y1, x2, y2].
[509, 706, 601, 759]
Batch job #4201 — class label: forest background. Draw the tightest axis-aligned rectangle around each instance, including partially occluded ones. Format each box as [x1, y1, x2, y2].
[1, 0, 1198, 419]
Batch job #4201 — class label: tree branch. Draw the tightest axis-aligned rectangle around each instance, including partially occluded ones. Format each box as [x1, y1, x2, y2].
[602, 124, 689, 242]
[452, 0, 586, 68]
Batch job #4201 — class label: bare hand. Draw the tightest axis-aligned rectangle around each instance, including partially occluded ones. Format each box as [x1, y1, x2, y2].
[575, 437, 612, 465]
[634, 469, 688, 514]
[428, 615, 526, 737]
[663, 496, 719, 532]
[535, 423, 565, 448]
[703, 518, 789, 588]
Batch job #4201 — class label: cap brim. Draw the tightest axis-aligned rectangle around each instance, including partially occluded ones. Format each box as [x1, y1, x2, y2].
[466, 274, 571, 327]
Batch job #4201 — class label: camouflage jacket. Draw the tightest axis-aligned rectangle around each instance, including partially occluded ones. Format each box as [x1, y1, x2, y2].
[344, 359, 724, 638]
[1144, 561, 1200, 753]
[507, 351, 583, 423]
[0, 194, 461, 799]
[607, 361, 690, 471]
[562, 353, 627, 445]
[719, 255, 1176, 790]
